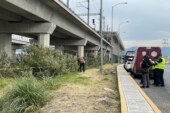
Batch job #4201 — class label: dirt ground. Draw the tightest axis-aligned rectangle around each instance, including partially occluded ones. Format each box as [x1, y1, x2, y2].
[36, 65, 120, 113]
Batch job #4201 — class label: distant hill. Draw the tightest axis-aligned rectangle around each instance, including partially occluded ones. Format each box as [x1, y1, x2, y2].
[125, 46, 170, 56]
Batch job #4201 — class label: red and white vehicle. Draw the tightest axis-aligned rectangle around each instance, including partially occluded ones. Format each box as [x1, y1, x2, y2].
[131, 47, 161, 77]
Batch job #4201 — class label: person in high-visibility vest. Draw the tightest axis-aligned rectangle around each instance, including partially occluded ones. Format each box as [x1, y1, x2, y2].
[151, 56, 158, 85]
[151, 64, 156, 85]
[154, 54, 166, 87]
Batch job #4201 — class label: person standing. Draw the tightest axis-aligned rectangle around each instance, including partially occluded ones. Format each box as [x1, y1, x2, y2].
[151, 64, 156, 85]
[77, 56, 80, 72]
[79, 57, 85, 72]
[151, 56, 158, 85]
[140, 55, 153, 88]
[154, 54, 166, 87]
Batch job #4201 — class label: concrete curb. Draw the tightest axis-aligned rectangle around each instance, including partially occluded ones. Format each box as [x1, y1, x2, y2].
[128, 75, 161, 113]
[118, 74, 128, 113]
[117, 65, 161, 113]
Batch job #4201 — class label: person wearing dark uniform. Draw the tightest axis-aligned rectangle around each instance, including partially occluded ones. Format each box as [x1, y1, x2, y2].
[141, 55, 152, 88]
[77, 56, 80, 72]
[79, 57, 85, 72]
[151, 65, 156, 85]
[141, 55, 154, 88]
[151, 56, 158, 85]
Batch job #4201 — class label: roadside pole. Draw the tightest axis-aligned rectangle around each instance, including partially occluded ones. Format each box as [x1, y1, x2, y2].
[100, 0, 103, 72]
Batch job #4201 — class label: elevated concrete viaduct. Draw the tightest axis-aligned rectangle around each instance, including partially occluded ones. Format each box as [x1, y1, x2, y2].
[0, 0, 124, 62]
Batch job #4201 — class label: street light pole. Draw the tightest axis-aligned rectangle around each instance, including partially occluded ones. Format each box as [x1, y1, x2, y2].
[111, 2, 127, 33]
[100, 0, 103, 72]
[87, 0, 90, 25]
[110, 2, 127, 64]
[117, 21, 128, 63]
[118, 21, 129, 34]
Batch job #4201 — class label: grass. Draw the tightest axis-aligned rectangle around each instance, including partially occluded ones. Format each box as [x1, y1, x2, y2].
[53, 72, 90, 86]
[112, 72, 120, 101]
[0, 65, 119, 113]
[103, 64, 120, 101]
[0, 77, 14, 90]
[0, 72, 91, 113]
[0, 76, 49, 113]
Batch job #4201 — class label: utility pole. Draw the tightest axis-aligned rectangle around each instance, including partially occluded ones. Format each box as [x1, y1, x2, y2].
[92, 19, 96, 30]
[87, 0, 90, 25]
[67, 0, 69, 7]
[76, 0, 90, 25]
[100, 0, 103, 72]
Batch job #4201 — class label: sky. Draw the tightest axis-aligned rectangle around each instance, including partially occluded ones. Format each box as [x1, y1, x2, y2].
[61, 0, 170, 49]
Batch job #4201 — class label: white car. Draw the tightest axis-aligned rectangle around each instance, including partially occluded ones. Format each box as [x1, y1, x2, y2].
[124, 58, 133, 72]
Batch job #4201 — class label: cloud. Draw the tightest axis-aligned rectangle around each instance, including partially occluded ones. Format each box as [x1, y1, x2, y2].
[60, 0, 170, 49]
[105, 0, 170, 41]
[123, 39, 170, 49]
[157, 31, 170, 38]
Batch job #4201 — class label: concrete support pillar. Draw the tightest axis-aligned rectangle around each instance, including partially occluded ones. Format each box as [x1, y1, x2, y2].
[94, 51, 98, 57]
[0, 34, 12, 57]
[78, 46, 84, 57]
[111, 37, 114, 63]
[109, 51, 111, 62]
[55, 45, 64, 52]
[104, 49, 107, 56]
[111, 49, 113, 63]
[38, 34, 50, 47]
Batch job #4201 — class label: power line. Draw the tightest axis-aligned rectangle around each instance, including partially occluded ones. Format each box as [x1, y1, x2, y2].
[77, 13, 100, 16]
[76, 0, 90, 24]
[91, 0, 100, 13]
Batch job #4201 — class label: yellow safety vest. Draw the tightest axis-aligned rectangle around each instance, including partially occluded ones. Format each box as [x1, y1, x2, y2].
[152, 65, 155, 70]
[154, 57, 166, 69]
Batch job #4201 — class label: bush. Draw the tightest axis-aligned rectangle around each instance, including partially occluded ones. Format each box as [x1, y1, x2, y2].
[86, 52, 112, 69]
[62, 54, 77, 72]
[86, 53, 100, 68]
[0, 52, 18, 77]
[17, 44, 77, 78]
[0, 52, 11, 68]
[0, 77, 49, 113]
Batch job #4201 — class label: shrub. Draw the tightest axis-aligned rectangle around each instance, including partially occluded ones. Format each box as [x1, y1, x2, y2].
[86, 53, 100, 68]
[86, 52, 111, 69]
[0, 52, 18, 77]
[17, 44, 77, 78]
[0, 52, 11, 68]
[0, 77, 49, 113]
[62, 54, 77, 72]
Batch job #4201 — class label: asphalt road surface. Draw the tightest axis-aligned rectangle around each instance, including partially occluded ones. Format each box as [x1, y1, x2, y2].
[134, 65, 170, 113]
[164, 65, 170, 93]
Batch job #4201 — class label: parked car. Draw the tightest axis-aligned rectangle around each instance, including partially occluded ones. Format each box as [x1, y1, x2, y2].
[124, 57, 133, 72]
[131, 47, 161, 77]
[123, 51, 135, 63]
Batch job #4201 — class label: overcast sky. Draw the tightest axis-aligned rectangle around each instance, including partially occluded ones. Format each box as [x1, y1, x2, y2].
[61, 0, 170, 49]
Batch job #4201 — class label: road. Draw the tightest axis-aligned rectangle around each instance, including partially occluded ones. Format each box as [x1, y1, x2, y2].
[164, 65, 170, 93]
[134, 64, 170, 113]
